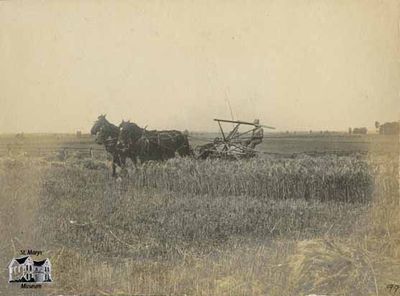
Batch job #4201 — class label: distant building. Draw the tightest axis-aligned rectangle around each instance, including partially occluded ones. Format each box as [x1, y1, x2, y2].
[16, 133, 25, 140]
[8, 256, 52, 283]
[379, 122, 399, 135]
[76, 130, 82, 138]
[353, 127, 367, 135]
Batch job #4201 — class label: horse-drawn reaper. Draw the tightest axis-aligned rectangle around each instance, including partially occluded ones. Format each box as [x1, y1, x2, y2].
[194, 119, 275, 160]
[91, 115, 274, 176]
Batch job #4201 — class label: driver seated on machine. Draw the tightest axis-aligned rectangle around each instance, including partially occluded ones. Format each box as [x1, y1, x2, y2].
[245, 119, 264, 149]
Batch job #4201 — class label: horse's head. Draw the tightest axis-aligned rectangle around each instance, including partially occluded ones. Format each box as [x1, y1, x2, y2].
[91, 114, 108, 135]
[91, 114, 119, 145]
[118, 120, 129, 147]
[118, 120, 143, 147]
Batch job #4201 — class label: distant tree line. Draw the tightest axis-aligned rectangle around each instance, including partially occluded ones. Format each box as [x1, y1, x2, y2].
[348, 121, 399, 135]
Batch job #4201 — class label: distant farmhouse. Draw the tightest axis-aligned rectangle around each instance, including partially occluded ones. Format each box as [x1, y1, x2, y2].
[377, 122, 399, 135]
[8, 256, 52, 283]
[352, 127, 367, 135]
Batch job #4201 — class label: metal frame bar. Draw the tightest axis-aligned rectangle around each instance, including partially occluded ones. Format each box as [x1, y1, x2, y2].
[217, 121, 226, 141]
[226, 123, 240, 141]
[214, 118, 275, 129]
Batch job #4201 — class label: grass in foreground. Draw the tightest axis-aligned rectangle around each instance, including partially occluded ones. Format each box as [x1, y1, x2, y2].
[0, 153, 398, 295]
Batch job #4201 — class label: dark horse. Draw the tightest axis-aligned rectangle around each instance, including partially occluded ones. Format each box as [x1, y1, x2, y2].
[118, 120, 191, 163]
[90, 115, 128, 177]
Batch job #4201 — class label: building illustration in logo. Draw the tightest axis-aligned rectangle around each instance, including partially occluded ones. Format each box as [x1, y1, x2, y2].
[8, 256, 52, 283]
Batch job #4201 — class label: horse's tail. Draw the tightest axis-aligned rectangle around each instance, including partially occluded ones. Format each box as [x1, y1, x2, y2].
[175, 133, 191, 157]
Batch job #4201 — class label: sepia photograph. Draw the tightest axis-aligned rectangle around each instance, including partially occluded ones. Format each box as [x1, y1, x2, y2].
[0, 0, 399, 295]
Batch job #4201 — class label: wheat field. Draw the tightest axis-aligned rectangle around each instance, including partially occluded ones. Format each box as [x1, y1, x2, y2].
[0, 134, 398, 295]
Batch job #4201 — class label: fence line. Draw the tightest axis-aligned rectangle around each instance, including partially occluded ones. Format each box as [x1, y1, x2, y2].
[0, 145, 107, 158]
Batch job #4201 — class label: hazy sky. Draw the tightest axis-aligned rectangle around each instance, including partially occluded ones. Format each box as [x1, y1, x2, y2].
[0, 0, 399, 133]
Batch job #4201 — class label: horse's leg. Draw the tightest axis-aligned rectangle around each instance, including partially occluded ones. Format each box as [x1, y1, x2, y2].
[120, 153, 126, 168]
[112, 159, 116, 177]
[131, 153, 137, 167]
[118, 153, 131, 177]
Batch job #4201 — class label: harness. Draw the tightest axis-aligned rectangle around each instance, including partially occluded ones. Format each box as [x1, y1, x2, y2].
[139, 131, 188, 154]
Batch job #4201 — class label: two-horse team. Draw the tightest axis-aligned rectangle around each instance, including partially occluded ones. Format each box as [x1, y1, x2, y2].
[90, 115, 191, 176]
